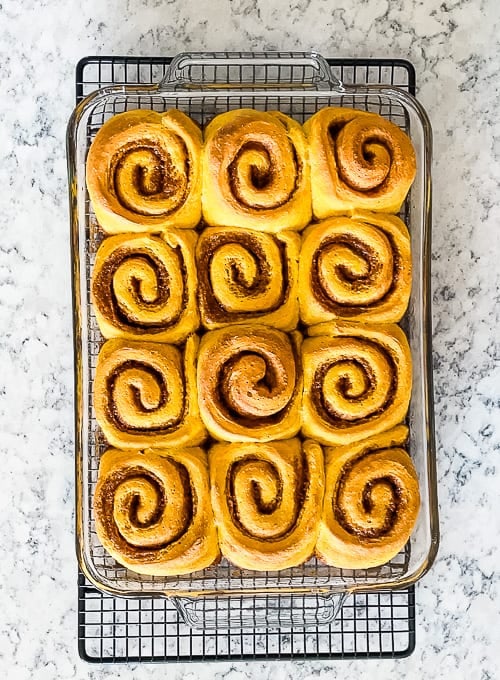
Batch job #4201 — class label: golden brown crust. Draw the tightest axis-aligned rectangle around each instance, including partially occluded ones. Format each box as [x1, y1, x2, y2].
[209, 438, 324, 570]
[316, 426, 420, 569]
[202, 109, 311, 232]
[196, 227, 300, 330]
[302, 321, 412, 445]
[91, 229, 199, 343]
[197, 324, 303, 442]
[94, 336, 206, 449]
[94, 447, 219, 575]
[299, 212, 411, 325]
[303, 107, 416, 217]
[86, 109, 202, 233]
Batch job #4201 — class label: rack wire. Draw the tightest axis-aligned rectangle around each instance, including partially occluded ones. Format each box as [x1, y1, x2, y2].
[76, 55, 416, 662]
[79, 573, 415, 662]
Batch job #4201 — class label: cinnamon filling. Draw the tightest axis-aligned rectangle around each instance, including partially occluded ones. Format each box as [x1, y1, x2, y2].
[106, 360, 185, 433]
[333, 453, 403, 538]
[225, 453, 309, 541]
[96, 464, 195, 559]
[311, 340, 397, 428]
[110, 139, 190, 215]
[197, 232, 290, 323]
[310, 233, 401, 315]
[92, 246, 188, 333]
[227, 142, 301, 211]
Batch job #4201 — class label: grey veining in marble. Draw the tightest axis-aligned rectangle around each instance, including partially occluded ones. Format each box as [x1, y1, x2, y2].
[0, 0, 500, 677]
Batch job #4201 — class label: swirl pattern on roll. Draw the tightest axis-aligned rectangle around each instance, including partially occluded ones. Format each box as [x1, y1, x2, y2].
[94, 336, 206, 449]
[209, 438, 324, 571]
[316, 426, 420, 569]
[304, 107, 416, 217]
[91, 230, 199, 343]
[197, 325, 302, 442]
[302, 321, 412, 446]
[202, 109, 311, 232]
[94, 447, 219, 575]
[86, 109, 202, 233]
[299, 212, 411, 325]
[196, 227, 300, 330]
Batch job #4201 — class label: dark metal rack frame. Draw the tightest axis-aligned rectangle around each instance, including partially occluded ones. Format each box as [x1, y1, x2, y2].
[75, 55, 416, 663]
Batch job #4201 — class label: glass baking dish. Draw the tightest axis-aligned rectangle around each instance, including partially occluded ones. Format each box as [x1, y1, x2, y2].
[67, 51, 439, 629]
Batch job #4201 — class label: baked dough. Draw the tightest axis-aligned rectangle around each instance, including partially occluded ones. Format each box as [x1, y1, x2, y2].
[202, 109, 311, 231]
[94, 335, 206, 448]
[86, 109, 202, 233]
[299, 212, 411, 325]
[197, 324, 302, 442]
[304, 107, 416, 217]
[196, 227, 299, 330]
[91, 229, 199, 343]
[94, 447, 219, 575]
[302, 321, 412, 445]
[316, 426, 420, 569]
[209, 438, 324, 571]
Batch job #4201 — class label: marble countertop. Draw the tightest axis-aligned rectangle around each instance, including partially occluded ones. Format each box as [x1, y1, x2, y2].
[1, 0, 499, 677]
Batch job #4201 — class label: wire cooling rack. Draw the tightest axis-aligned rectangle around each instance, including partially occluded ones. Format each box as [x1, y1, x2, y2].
[76, 55, 416, 663]
[79, 573, 415, 662]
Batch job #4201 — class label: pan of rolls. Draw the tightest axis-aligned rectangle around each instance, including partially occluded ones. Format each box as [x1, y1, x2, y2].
[68, 52, 437, 601]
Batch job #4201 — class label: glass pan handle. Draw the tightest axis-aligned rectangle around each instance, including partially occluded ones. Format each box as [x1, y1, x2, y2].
[159, 51, 342, 91]
[172, 592, 347, 630]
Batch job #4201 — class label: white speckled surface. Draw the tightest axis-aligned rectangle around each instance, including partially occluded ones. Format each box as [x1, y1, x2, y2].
[1, 0, 500, 677]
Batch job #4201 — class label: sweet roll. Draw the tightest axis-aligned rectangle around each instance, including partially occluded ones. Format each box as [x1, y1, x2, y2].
[196, 227, 299, 330]
[202, 109, 311, 232]
[302, 321, 412, 445]
[299, 212, 411, 325]
[316, 426, 420, 569]
[86, 109, 202, 233]
[197, 324, 302, 441]
[94, 335, 206, 448]
[209, 438, 324, 570]
[304, 107, 416, 217]
[94, 447, 219, 575]
[91, 230, 199, 343]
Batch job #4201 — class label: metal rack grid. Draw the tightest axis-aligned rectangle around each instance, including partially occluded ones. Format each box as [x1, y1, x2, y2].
[76, 55, 416, 662]
[79, 574, 415, 662]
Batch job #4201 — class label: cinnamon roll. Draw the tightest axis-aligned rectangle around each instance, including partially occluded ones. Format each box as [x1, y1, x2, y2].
[196, 227, 300, 330]
[94, 447, 219, 575]
[86, 109, 202, 233]
[94, 336, 206, 449]
[202, 109, 311, 232]
[209, 438, 324, 571]
[91, 230, 199, 343]
[303, 107, 416, 217]
[299, 212, 411, 325]
[302, 321, 412, 445]
[197, 325, 302, 442]
[316, 426, 420, 569]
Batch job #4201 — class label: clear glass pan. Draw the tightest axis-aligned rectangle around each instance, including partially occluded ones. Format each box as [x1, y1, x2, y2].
[67, 52, 438, 629]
